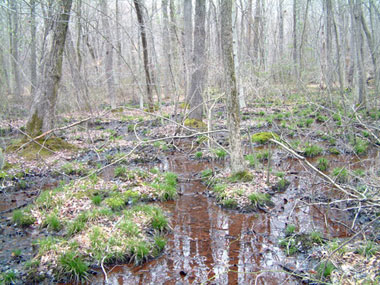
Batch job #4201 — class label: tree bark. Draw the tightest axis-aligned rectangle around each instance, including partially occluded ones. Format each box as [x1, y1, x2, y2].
[350, 0, 367, 108]
[187, 0, 206, 121]
[26, 0, 73, 136]
[9, 0, 21, 99]
[134, 0, 154, 111]
[30, 0, 37, 96]
[183, 0, 193, 101]
[221, 0, 246, 174]
[101, 0, 116, 109]
[293, 0, 299, 80]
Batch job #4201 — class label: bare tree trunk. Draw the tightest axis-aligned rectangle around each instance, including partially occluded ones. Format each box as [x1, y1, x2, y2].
[325, 0, 333, 92]
[293, 0, 299, 80]
[9, 0, 21, 100]
[183, 0, 193, 100]
[350, 0, 367, 108]
[101, 0, 116, 109]
[30, 0, 37, 96]
[115, 0, 122, 87]
[221, 0, 245, 174]
[299, 0, 310, 78]
[26, 0, 73, 136]
[350, 0, 367, 109]
[187, 0, 206, 121]
[360, 2, 379, 104]
[134, 0, 154, 111]
[252, 0, 261, 66]
[162, 0, 172, 96]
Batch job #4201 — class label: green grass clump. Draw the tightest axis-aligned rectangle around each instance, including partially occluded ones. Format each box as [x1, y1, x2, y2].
[222, 198, 238, 208]
[91, 194, 103, 205]
[11, 249, 22, 257]
[332, 167, 348, 183]
[129, 240, 151, 264]
[229, 170, 254, 182]
[201, 168, 213, 179]
[12, 209, 35, 227]
[279, 237, 298, 255]
[66, 212, 89, 236]
[353, 138, 368, 155]
[285, 224, 296, 236]
[328, 147, 340, 155]
[44, 213, 63, 231]
[58, 251, 89, 282]
[310, 231, 323, 244]
[36, 236, 63, 255]
[0, 270, 17, 284]
[151, 171, 178, 201]
[213, 148, 227, 159]
[105, 195, 125, 211]
[316, 261, 335, 278]
[251, 132, 279, 144]
[245, 154, 258, 167]
[118, 220, 140, 237]
[151, 211, 168, 231]
[248, 192, 271, 206]
[114, 166, 127, 177]
[303, 144, 323, 157]
[356, 241, 379, 258]
[153, 236, 167, 255]
[316, 157, 329, 171]
[256, 150, 269, 161]
[195, 151, 203, 159]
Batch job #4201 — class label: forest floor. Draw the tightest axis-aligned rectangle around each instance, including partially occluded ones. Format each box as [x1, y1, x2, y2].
[0, 91, 379, 284]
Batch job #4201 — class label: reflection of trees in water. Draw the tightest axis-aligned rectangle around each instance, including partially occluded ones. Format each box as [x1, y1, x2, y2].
[209, 207, 230, 284]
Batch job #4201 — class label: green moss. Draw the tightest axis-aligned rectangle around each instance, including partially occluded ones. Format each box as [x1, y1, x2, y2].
[184, 118, 207, 129]
[7, 137, 76, 160]
[251, 132, 279, 144]
[25, 113, 43, 137]
[179, 102, 190, 109]
[213, 148, 227, 159]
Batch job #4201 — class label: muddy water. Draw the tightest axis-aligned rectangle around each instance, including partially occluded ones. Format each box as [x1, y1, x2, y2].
[93, 152, 354, 285]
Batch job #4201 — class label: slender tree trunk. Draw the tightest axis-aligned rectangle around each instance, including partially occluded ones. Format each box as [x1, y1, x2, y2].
[360, 2, 379, 103]
[221, 0, 245, 174]
[9, 0, 21, 100]
[293, 0, 299, 80]
[187, 0, 206, 121]
[26, 0, 73, 136]
[30, 0, 37, 96]
[101, 0, 116, 109]
[252, 0, 261, 66]
[183, 0, 193, 100]
[350, 0, 367, 109]
[299, 0, 310, 77]
[134, 0, 154, 111]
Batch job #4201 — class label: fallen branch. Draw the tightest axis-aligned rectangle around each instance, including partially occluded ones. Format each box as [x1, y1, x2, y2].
[270, 138, 364, 199]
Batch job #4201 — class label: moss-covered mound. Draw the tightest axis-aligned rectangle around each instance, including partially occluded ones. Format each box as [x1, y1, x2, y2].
[6, 137, 76, 160]
[184, 118, 207, 129]
[251, 132, 279, 144]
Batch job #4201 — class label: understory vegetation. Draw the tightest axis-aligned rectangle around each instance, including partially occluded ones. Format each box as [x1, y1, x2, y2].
[1, 89, 379, 283]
